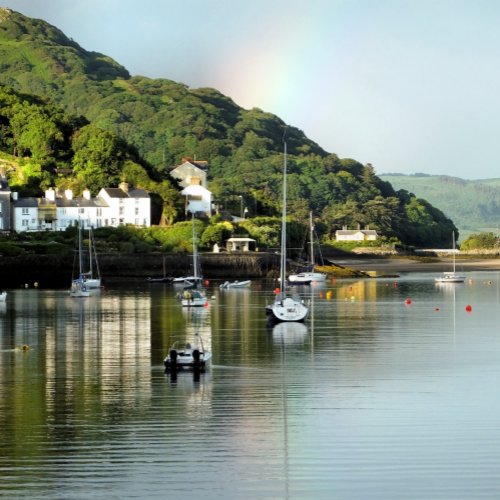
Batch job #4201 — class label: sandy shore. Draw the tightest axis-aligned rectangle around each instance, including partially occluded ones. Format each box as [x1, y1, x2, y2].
[333, 256, 500, 274]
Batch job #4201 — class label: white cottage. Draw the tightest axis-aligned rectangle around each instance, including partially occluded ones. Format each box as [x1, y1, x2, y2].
[181, 183, 212, 217]
[335, 227, 378, 242]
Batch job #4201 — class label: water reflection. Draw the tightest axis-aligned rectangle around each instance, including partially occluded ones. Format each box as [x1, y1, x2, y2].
[271, 321, 308, 344]
[3, 275, 500, 497]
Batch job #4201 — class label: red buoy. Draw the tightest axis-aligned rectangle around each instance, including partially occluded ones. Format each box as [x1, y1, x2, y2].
[405, 298, 412, 305]
[465, 304, 472, 312]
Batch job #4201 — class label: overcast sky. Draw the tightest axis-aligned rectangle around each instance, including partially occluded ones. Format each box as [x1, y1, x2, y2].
[4, 0, 500, 179]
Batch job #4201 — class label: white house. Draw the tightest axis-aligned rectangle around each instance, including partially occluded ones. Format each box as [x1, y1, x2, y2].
[335, 227, 378, 242]
[97, 183, 150, 227]
[170, 158, 208, 188]
[181, 183, 212, 217]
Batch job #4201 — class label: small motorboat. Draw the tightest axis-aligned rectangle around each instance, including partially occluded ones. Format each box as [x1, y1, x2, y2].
[180, 289, 207, 307]
[219, 280, 251, 289]
[164, 333, 212, 372]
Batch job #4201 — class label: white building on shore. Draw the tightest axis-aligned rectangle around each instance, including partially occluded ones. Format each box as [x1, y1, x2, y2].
[11, 182, 150, 232]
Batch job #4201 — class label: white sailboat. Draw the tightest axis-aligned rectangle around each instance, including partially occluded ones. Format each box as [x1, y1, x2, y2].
[435, 231, 465, 283]
[267, 141, 309, 323]
[179, 216, 207, 307]
[70, 224, 90, 298]
[289, 211, 326, 283]
[82, 226, 101, 289]
[173, 216, 204, 287]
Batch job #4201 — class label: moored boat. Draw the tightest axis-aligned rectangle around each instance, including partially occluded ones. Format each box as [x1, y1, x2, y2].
[219, 280, 251, 289]
[164, 333, 212, 371]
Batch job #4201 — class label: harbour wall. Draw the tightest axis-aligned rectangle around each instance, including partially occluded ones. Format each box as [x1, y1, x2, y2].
[0, 252, 281, 288]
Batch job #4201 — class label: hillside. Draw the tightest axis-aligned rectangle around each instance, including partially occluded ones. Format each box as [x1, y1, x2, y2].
[0, 7, 459, 247]
[379, 173, 500, 239]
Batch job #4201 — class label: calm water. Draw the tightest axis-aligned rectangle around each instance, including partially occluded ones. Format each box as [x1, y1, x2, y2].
[1, 272, 500, 499]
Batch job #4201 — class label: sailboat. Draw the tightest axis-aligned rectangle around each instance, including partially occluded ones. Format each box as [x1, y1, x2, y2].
[70, 224, 90, 298]
[173, 216, 204, 287]
[82, 226, 101, 289]
[435, 231, 465, 283]
[178, 216, 207, 307]
[266, 141, 309, 323]
[289, 211, 327, 283]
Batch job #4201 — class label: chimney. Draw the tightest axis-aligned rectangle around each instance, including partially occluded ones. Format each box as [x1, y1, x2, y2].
[45, 187, 56, 202]
[65, 189, 73, 200]
[82, 189, 91, 200]
[119, 182, 129, 193]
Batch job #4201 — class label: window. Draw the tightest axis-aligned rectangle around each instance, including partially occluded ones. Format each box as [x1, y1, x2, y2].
[22, 219, 29, 226]
[22, 208, 29, 215]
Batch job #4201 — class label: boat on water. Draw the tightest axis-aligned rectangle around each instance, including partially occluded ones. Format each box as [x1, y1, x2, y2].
[435, 231, 465, 283]
[177, 215, 207, 307]
[180, 289, 207, 307]
[81, 226, 101, 289]
[0, 290, 7, 302]
[164, 333, 212, 372]
[288, 211, 327, 283]
[70, 224, 90, 298]
[266, 140, 309, 323]
[219, 280, 251, 289]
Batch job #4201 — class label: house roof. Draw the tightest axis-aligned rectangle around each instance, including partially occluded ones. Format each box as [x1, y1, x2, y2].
[13, 198, 38, 208]
[336, 229, 378, 235]
[227, 237, 256, 242]
[100, 187, 149, 199]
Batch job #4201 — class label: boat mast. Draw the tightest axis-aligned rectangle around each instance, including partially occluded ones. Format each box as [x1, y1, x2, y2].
[309, 211, 314, 269]
[192, 214, 200, 280]
[280, 141, 287, 293]
[78, 222, 83, 279]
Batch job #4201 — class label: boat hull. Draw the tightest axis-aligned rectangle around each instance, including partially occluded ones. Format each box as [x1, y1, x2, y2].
[267, 297, 309, 323]
[288, 272, 326, 283]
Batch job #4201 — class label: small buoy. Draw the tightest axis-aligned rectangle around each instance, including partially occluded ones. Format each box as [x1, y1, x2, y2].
[34, 282, 38, 288]
[326, 291, 332, 300]
[435, 307, 440, 311]
[274, 288, 280, 294]
[466, 304, 472, 312]
[22, 345, 29, 351]
[350, 295, 355, 301]
[204, 280, 210, 285]
[393, 282, 398, 287]
[405, 298, 412, 305]
[24, 284, 28, 288]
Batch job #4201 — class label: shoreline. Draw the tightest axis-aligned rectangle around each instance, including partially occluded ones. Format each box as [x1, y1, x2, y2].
[334, 256, 500, 274]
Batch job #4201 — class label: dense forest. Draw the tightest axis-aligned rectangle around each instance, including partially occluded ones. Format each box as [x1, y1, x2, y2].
[0, 7, 458, 248]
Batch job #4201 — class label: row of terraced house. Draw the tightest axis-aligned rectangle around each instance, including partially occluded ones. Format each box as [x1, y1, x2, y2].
[0, 181, 151, 232]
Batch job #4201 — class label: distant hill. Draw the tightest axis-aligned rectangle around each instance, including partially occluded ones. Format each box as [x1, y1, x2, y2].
[379, 173, 500, 239]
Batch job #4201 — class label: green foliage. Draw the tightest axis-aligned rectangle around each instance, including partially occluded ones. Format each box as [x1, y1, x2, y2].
[461, 232, 499, 250]
[0, 10, 462, 247]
